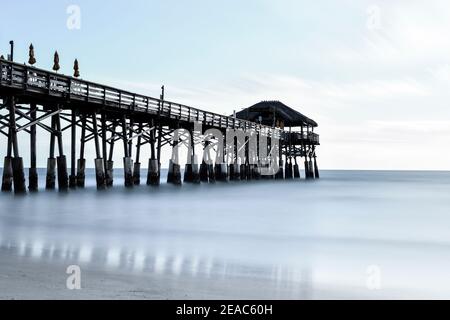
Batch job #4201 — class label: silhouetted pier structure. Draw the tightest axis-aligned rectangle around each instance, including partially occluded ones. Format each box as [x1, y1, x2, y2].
[0, 43, 320, 193]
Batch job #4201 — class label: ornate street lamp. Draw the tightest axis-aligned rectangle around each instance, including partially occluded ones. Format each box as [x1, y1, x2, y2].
[73, 59, 80, 78]
[53, 51, 60, 72]
[28, 43, 36, 65]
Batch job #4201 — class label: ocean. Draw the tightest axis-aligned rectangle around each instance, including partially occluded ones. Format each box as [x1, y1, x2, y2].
[1, 169, 450, 299]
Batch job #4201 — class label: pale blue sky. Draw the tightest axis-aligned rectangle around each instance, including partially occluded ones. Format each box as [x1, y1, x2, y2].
[1, 0, 450, 169]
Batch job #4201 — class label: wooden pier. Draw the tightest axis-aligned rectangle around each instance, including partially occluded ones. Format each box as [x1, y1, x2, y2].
[0, 44, 320, 193]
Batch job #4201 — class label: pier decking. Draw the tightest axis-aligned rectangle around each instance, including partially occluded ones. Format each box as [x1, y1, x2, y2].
[0, 48, 320, 193]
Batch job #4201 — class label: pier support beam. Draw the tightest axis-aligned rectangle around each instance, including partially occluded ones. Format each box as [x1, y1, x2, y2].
[184, 162, 193, 183]
[199, 160, 208, 182]
[168, 132, 182, 185]
[94, 158, 106, 189]
[101, 113, 113, 187]
[106, 122, 116, 187]
[314, 157, 320, 179]
[293, 158, 300, 179]
[106, 160, 114, 187]
[207, 163, 216, 183]
[229, 137, 240, 181]
[1, 157, 13, 191]
[76, 158, 86, 188]
[184, 150, 194, 183]
[248, 164, 254, 180]
[313, 147, 320, 179]
[201, 140, 215, 183]
[133, 161, 141, 185]
[285, 157, 293, 179]
[3, 97, 26, 193]
[221, 163, 228, 181]
[167, 159, 181, 185]
[69, 110, 77, 188]
[192, 157, 200, 184]
[57, 155, 69, 190]
[309, 155, 315, 179]
[235, 162, 241, 180]
[46, 157, 56, 189]
[92, 113, 106, 189]
[55, 112, 68, 190]
[214, 163, 222, 181]
[133, 123, 142, 185]
[122, 117, 133, 187]
[29, 103, 38, 191]
[231, 161, 241, 181]
[147, 120, 160, 186]
[275, 159, 284, 180]
[253, 163, 261, 180]
[184, 130, 199, 183]
[12, 157, 26, 194]
[240, 163, 247, 181]
[304, 157, 311, 179]
[76, 116, 86, 188]
[46, 114, 57, 190]
[123, 157, 134, 187]
[147, 159, 159, 185]
[215, 163, 227, 182]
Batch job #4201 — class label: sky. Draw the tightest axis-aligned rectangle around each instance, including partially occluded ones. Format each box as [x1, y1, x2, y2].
[1, 0, 450, 170]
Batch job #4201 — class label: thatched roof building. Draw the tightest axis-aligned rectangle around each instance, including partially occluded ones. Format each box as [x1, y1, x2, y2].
[235, 101, 317, 129]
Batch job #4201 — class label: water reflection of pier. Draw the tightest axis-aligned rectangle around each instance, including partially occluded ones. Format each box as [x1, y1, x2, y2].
[0, 238, 314, 298]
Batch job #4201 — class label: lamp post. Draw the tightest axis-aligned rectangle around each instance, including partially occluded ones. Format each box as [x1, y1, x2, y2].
[28, 44, 36, 65]
[73, 59, 80, 77]
[53, 51, 60, 72]
[9, 40, 14, 61]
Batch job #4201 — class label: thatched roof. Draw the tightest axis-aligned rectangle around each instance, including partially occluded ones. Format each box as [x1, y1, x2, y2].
[235, 101, 318, 127]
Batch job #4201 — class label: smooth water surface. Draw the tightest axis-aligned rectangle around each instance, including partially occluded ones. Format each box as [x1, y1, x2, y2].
[1, 170, 450, 299]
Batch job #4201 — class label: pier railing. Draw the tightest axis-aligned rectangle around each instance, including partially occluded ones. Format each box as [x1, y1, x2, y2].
[0, 59, 319, 144]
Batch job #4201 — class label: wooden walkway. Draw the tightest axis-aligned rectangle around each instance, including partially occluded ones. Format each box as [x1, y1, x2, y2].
[0, 56, 320, 194]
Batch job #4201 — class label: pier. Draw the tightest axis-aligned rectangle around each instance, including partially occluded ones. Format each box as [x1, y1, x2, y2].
[0, 43, 320, 193]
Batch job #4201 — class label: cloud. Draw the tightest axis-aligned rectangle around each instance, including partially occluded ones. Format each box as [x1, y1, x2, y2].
[89, 0, 450, 170]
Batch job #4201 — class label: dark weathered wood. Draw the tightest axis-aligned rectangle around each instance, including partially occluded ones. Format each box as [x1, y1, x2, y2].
[101, 113, 108, 172]
[69, 110, 77, 188]
[29, 103, 38, 191]
[0, 55, 320, 193]
[121, 116, 128, 158]
[92, 113, 101, 159]
[55, 110, 68, 190]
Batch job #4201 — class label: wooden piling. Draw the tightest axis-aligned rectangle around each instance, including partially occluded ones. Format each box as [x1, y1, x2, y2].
[133, 123, 142, 185]
[106, 121, 116, 187]
[55, 111, 68, 190]
[7, 97, 26, 193]
[46, 114, 57, 190]
[29, 103, 38, 191]
[1, 156, 13, 192]
[101, 113, 109, 186]
[293, 157, 300, 178]
[200, 159, 208, 182]
[0, 58, 321, 193]
[69, 110, 77, 188]
[147, 119, 160, 186]
[314, 155, 320, 179]
[168, 135, 181, 185]
[92, 113, 106, 189]
[122, 116, 133, 187]
[76, 116, 87, 187]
